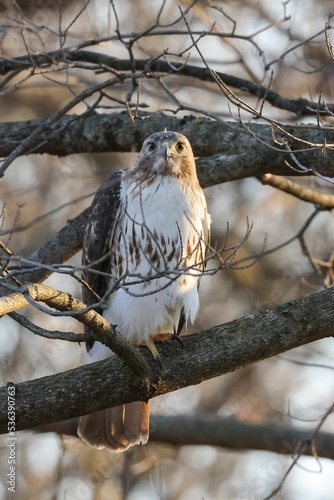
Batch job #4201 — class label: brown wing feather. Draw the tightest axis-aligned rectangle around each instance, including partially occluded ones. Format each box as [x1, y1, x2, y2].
[82, 170, 122, 349]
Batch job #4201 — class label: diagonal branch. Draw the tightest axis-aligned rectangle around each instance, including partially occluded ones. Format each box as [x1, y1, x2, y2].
[0, 283, 150, 377]
[1, 208, 89, 287]
[261, 174, 334, 208]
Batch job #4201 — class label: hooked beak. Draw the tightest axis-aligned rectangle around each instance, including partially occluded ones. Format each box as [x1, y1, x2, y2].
[161, 140, 171, 160]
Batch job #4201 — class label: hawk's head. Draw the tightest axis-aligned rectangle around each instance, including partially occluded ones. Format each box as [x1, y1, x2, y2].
[129, 131, 197, 181]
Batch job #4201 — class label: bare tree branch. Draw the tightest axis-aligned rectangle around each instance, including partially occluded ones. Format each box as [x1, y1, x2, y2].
[0, 50, 333, 116]
[261, 174, 334, 208]
[150, 414, 334, 460]
[1, 286, 334, 434]
[9, 311, 90, 342]
[265, 403, 334, 499]
[2, 208, 89, 287]
[35, 414, 334, 460]
[0, 114, 334, 187]
[1, 2, 333, 495]
[0, 283, 150, 377]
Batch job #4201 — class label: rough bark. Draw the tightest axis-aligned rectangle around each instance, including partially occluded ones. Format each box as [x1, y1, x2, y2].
[1, 113, 334, 186]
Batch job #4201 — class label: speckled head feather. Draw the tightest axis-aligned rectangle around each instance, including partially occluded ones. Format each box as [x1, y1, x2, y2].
[124, 131, 198, 184]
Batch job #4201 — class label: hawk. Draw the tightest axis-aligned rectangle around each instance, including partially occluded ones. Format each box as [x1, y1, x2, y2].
[78, 131, 211, 451]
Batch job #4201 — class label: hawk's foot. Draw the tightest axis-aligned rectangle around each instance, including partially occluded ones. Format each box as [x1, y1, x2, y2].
[171, 333, 184, 349]
[144, 332, 178, 368]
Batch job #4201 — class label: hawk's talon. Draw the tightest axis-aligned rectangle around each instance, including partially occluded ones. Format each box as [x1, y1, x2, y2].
[145, 340, 163, 368]
[171, 333, 184, 349]
[154, 353, 163, 369]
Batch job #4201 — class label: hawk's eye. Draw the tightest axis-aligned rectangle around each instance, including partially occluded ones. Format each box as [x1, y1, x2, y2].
[176, 141, 185, 152]
[147, 142, 157, 152]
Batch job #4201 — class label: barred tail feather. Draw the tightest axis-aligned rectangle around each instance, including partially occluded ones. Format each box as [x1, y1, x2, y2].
[77, 401, 150, 452]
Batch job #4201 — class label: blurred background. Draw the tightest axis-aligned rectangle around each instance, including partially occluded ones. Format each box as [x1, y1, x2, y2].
[1, 0, 334, 498]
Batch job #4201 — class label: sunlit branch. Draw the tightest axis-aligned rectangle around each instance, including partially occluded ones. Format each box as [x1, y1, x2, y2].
[0, 283, 150, 377]
[261, 174, 334, 208]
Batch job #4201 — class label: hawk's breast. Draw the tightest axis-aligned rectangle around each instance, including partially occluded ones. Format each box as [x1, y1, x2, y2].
[105, 175, 208, 343]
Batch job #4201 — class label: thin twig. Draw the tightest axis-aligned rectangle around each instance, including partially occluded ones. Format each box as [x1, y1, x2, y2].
[9, 311, 90, 342]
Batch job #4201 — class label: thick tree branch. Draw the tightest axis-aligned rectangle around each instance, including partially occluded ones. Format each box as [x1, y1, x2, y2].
[0, 113, 334, 187]
[1, 286, 333, 434]
[150, 415, 334, 459]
